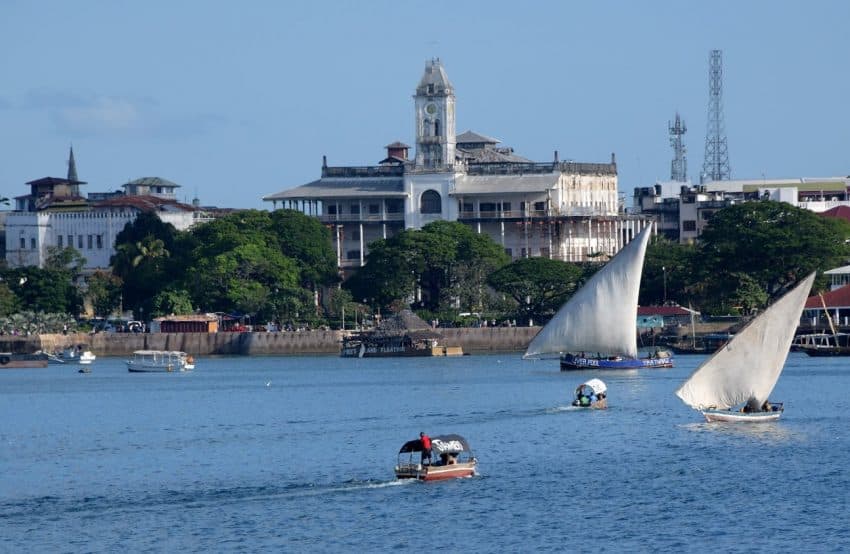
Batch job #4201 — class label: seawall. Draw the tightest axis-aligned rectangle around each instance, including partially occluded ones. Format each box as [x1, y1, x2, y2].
[32, 327, 542, 356]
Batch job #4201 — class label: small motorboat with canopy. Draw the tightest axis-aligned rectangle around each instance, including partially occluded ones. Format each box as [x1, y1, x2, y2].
[572, 378, 608, 409]
[394, 434, 477, 481]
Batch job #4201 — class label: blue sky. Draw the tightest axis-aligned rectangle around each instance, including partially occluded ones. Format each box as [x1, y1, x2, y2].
[2, 0, 848, 209]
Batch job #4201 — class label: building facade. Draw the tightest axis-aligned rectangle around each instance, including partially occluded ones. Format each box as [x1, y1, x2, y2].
[4, 152, 206, 270]
[264, 59, 650, 272]
[634, 176, 850, 243]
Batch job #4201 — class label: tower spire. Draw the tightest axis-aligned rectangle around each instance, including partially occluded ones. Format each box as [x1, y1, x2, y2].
[669, 112, 687, 182]
[67, 145, 78, 182]
[701, 49, 731, 183]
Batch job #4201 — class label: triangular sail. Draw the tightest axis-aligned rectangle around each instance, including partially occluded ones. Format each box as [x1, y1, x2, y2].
[524, 225, 652, 359]
[675, 272, 816, 410]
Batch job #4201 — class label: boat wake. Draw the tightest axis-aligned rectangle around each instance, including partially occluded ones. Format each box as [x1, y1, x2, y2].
[0, 479, 414, 521]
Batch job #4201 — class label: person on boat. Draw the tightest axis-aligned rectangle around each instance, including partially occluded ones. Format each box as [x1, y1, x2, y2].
[761, 400, 773, 412]
[419, 432, 432, 465]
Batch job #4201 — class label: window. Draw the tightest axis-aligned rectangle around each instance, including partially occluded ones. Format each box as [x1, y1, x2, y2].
[58, 235, 63, 248]
[350, 204, 360, 215]
[20, 237, 25, 249]
[701, 210, 714, 221]
[540, 247, 550, 258]
[502, 202, 511, 213]
[386, 199, 403, 213]
[480, 202, 497, 213]
[369, 204, 380, 214]
[31, 238, 36, 249]
[504, 248, 513, 257]
[346, 250, 361, 260]
[327, 205, 338, 215]
[461, 202, 473, 213]
[351, 230, 361, 240]
[683, 220, 697, 232]
[534, 201, 546, 212]
[87, 235, 93, 249]
[420, 190, 441, 214]
[78, 235, 83, 249]
[520, 201, 527, 212]
[96, 235, 103, 249]
[67, 235, 73, 247]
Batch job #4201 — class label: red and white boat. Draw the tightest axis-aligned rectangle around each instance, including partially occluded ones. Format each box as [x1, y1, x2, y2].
[394, 434, 477, 481]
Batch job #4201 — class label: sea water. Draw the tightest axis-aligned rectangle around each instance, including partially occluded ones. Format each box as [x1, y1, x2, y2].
[1, 352, 848, 551]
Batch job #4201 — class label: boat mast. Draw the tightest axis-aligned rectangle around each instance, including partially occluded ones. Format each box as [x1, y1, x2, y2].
[819, 293, 838, 340]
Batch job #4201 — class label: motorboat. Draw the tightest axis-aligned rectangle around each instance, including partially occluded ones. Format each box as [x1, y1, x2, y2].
[127, 350, 195, 373]
[395, 434, 477, 481]
[572, 378, 608, 409]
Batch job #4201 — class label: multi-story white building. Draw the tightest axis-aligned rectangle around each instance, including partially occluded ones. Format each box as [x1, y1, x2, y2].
[634, 176, 850, 243]
[264, 59, 651, 272]
[4, 151, 203, 270]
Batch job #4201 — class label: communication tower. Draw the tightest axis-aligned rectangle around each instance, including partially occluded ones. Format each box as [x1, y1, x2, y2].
[701, 49, 731, 183]
[669, 113, 687, 182]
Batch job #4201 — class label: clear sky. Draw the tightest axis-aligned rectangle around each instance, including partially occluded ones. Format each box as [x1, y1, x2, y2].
[2, 0, 848, 209]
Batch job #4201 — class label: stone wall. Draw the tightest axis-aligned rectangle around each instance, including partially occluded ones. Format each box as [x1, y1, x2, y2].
[36, 327, 540, 356]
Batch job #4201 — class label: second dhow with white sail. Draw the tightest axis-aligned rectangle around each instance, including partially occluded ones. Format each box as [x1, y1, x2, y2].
[675, 272, 816, 423]
[523, 225, 673, 370]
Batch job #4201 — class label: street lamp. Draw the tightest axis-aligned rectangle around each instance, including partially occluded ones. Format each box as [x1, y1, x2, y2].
[662, 266, 667, 304]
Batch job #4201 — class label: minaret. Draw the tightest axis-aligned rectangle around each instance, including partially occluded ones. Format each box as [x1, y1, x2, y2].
[67, 145, 78, 182]
[414, 58, 456, 169]
[669, 113, 687, 182]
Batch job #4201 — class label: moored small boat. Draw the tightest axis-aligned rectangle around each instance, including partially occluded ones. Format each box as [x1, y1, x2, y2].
[395, 434, 477, 481]
[127, 350, 194, 372]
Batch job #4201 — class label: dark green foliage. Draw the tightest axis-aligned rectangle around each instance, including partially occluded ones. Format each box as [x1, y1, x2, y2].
[488, 257, 584, 325]
[86, 270, 123, 317]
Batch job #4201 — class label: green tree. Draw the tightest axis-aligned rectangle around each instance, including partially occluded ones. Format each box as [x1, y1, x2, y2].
[639, 236, 698, 306]
[44, 246, 87, 274]
[150, 288, 194, 318]
[270, 209, 338, 289]
[488, 257, 583, 325]
[696, 201, 850, 307]
[86, 270, 123, 317]
[346, 221, 509, 312]
[0, 281, 20, 316]
[1, 267, 80, 315]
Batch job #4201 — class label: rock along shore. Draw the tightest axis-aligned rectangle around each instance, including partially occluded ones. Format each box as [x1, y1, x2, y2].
[25, 327, 542, 357]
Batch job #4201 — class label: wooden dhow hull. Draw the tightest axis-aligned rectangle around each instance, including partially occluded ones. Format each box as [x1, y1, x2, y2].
[701, 406, 783, 423]
[560, 352, 673, 371]
[395, 461, 477, 481]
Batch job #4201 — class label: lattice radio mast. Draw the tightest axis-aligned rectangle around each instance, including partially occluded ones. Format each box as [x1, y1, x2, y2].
[669, 112, 687, 182]
[701, 49, 731, 183]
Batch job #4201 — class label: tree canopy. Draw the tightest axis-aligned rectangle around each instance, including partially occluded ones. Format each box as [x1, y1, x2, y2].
[488, 257, 583, 325]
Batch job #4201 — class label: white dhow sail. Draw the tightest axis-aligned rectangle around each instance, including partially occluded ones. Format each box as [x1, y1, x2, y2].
[675, 272, 816, 411]
[524, 225, 653, 359]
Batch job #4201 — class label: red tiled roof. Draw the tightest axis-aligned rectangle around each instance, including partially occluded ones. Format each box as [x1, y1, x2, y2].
[637, 305, 691, 316]
[820, 205, 850, 223]
[94, 195, 195, 212]
[806, 284, 850, 309]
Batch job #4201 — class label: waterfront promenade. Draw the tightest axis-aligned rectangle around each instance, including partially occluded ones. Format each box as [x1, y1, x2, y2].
[9, 327, 541, 356]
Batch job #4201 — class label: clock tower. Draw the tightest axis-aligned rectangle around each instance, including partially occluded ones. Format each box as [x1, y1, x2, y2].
[414, 58, 456, 169]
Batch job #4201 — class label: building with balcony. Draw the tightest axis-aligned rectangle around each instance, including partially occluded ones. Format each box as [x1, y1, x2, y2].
[3, 148, 207, 270]
[264, 59, 651, 273]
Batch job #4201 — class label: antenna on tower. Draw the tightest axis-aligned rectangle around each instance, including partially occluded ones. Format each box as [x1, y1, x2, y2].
[669, 113, 687, 182]
[701, 49, 731, 183]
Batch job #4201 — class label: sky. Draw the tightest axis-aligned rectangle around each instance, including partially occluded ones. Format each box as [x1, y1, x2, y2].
[2, 0, 849, 209]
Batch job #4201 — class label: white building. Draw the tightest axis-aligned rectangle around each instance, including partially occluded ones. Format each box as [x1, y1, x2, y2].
[264, 59, 651, 272]
[4, 152, 203, 270]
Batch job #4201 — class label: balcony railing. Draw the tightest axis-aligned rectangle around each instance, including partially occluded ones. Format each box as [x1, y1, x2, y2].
[318, 213, 405, 223]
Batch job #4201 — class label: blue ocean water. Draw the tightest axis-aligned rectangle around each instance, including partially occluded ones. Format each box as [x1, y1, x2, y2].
[1, 352, 849, 552]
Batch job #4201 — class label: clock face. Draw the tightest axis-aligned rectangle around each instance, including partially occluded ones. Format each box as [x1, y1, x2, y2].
[425, 103, 437, 115]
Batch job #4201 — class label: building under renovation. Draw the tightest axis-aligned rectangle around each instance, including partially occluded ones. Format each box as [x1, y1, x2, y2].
[263, 59, 651, 273]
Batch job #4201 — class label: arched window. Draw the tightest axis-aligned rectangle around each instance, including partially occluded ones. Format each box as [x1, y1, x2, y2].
[434, 119, 440, 136]
[420, 190, 442, 214]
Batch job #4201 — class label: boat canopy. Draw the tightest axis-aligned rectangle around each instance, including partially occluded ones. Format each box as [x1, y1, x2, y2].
[398, 434, 471, 454]
[577, 378, 607, 396]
